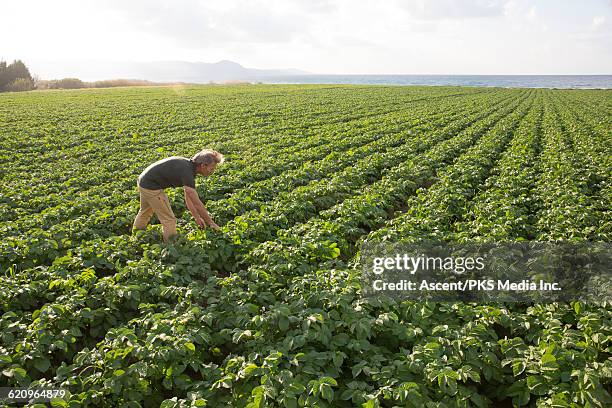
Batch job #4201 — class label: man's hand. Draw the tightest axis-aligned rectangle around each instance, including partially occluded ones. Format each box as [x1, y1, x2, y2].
[185, 187, 217, 230]
[196, 217, 207, 229]
[208, 221, 221, 231]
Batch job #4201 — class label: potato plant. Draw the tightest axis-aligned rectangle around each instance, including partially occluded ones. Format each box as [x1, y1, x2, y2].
[0, 85, 610, 407]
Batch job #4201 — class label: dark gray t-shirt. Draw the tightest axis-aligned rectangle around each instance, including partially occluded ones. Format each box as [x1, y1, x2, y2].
[138, 156, 197, 190]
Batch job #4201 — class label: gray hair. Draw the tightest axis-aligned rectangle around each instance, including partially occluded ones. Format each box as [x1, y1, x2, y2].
[192, 149, 225, 166]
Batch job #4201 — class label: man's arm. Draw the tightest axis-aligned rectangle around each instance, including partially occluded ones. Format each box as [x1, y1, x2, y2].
[184, 186, 220, 230]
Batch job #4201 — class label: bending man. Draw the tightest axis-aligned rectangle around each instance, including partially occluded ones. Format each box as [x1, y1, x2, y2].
[133, 149, 224, 242]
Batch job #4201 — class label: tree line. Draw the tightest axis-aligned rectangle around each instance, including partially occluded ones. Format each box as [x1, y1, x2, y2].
[0, 60, 171, 92]
[0, 60, 35, 92]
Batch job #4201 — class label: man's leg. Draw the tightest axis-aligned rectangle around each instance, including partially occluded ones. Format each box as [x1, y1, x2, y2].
[148, 190, 177, 242]
[133, 186, 155, 231]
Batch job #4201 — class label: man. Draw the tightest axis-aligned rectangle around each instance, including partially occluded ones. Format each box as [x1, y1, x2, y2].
[133, 149, 224, 242]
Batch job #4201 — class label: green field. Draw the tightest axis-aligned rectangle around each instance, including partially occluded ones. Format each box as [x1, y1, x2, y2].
[0, 85, 611, 407]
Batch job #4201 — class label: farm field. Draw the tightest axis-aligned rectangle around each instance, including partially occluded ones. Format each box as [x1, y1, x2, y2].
[0, 84, 611, 407]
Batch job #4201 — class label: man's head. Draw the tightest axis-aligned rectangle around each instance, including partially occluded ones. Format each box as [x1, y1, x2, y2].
[192, 149, 225, 176]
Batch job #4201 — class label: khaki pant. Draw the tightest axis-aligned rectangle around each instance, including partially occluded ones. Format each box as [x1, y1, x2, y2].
[133, 181, 177, 242]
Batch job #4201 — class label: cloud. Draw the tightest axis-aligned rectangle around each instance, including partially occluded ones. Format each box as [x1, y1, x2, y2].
[526, 6, 536, 22]
[292, 0, 337, 13]
[101, 0, 317, 47]
[405, 20, 440, 32]
[569, 31, 611, 47]
[3, 0, 611, 75]
[398, 0, 506, 20]
[592, 16, 606, 30]
[567, 15, 611, 52]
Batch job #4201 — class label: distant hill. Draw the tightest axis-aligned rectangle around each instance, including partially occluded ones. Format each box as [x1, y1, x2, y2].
[131, 60, 307, 82]
[38, 60, 307, 83]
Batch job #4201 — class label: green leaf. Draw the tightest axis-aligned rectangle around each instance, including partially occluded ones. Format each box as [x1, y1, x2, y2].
[514, 388, 530, 407]
[362, 400, 377, 408]
[512, 360, 526, 376]
[320, 383, 334, 402]
[541, 353, 556, 364]
[247, 385, 264, 408]
[527, 375, 548, 395]
[331, 246, 341, 258]
[278, 315, 290, 331]
[50, 399, 69, 408]
[243, 363, 260, 376]
[283, 397, 297, 408]
[184, 342, 196, 352]
[4, 367, 27, 379]
[34, 358, 51, 373]
[470, 392, 488, 408]
[286, 382, 306, 396]
[320, 376, 338, 386]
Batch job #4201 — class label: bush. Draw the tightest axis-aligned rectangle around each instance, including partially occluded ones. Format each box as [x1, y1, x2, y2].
[5, 78, 35, 92]
[49, 78, 85, 89]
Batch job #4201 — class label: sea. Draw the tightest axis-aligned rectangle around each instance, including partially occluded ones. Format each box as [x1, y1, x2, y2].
[256, 75, 612, 89]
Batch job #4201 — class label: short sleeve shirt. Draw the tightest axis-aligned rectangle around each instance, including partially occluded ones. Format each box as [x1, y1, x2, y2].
[138, 156, 197, 190]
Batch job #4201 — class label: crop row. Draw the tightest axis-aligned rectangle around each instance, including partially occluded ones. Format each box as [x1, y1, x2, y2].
[533, 94, 604, 240]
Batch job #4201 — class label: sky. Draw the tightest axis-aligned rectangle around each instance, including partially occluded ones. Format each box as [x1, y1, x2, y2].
[1, 0, 611, 78]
